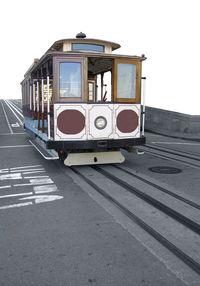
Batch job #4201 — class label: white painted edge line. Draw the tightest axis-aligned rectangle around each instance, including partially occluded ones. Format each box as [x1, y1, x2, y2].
[22, 171, 46, 175]
[10, 165, 42, 170]
[23, 176, 49, 179]
[0, 202, 33, 210]
[0, 187, 58, 199]
[13, 178, 54, 187]
[0, 192, 33, 199]
[0, 168, 9, 172]
[29, 140, 59, 160]
[1, 101, 13, 134]
[4, 100, 23, 125]
[6, 100, 24, 119]
[19, 195, 63, 203]
[0, 185, 11, 189]
[11, 168, 44, 173]
[0, 145, 32, 149]
[8, 100, 23, 113]
[0, 133, 25, 136]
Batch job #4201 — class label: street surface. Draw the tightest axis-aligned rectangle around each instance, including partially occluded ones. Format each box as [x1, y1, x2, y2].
[0, 99, 200, 286]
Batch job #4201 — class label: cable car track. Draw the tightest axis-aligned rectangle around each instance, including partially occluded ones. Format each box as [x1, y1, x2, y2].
[113, 164, 200, 211]
[91, 165, 200, 235]
[147, 143, 200, 158]
[145, 144, 200, 161]
[140, 145, 200, 169]
[71, 165, 200, 275]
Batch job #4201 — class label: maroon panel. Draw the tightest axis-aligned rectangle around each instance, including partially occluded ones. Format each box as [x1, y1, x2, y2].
[57, 110, 85, 134]
[117, 109, 138, 133]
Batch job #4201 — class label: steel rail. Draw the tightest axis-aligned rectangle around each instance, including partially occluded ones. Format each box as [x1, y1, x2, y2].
[147, 143, 200, 158]
[92, 165, 200, 236]
[140, 148, 200, 169]
[71, 166, 200, 275]
[113, 165, 200, 210]
[145, 144, 200, 162]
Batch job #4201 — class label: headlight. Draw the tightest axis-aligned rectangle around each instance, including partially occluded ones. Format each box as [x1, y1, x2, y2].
[94, 116, 107, 130]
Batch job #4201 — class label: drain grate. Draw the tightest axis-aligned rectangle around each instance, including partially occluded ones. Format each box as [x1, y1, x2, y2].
[148, 166, 182, 174]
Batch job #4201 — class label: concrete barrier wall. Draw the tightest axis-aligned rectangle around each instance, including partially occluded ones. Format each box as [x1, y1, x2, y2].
[144, 106, 200, 139]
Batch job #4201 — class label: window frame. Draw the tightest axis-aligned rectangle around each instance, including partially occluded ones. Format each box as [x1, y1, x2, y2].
[88, 80, 96, 102]
[113, 58, 141, 103]
[72, 43, 104, 53]
[53, 57, 86, 102]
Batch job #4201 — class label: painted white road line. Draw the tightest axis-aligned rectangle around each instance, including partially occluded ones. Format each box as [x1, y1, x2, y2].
[9, 101, 23, 113]
[1, 101, 13, 134]
[13, 178, 54, 187]
[11, 168, 44, 173]
[11, 123, 20, 127]
[23, 176, 49, 179]
[0, 169, 9, 174]
[4, 100, 23, 125]
[0, 145, 32, 149]
[0, 162, 63, 210]
[0, 173, 22, 180]
[10, 165, 42, 170]
[0, 185, 11, 190]
[22, 171, 46, 175]
[0, 202, 33, 210]
[0, 185, 58, 197]
[0, 192, 33, 199]
[20, 195, 63, 204]
[34, 185, 58, 194]
[0, 133, 25, 136]
[6, 100, 24, 119]
[151, 141, 200, 145]
[7, 100, 23, 117]
[30, 178, 54, 184]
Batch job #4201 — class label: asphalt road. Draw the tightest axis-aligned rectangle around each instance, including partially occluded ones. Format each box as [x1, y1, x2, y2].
[0, 99, 200, 286]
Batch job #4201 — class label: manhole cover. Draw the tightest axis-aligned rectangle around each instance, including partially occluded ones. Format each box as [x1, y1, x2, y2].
[148, 166, 182, 174]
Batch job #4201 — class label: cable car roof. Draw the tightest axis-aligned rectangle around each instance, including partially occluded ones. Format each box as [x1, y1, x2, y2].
[46, 38, 121, 53]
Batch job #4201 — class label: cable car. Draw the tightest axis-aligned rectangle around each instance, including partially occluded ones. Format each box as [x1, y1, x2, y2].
[21, 32, 146, 166]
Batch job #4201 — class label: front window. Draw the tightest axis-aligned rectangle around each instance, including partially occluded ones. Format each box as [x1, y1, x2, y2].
[117, 63, 136, 99]
[72, 43, 104, 52]
[60, 62, 81, 98]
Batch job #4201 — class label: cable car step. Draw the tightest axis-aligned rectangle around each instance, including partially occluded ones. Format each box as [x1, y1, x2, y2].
[64, 151, 125, 166]
[29, 138, 59, 160]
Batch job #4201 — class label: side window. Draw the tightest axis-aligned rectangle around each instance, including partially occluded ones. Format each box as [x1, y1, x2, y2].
[88, 80, 95, 101]
[114, 59, 141, 102]
[60, 62, 81, 98]
[117, 63, 136, 99]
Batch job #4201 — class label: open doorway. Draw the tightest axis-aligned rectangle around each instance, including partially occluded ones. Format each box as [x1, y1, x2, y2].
[88, 57, 113, 102]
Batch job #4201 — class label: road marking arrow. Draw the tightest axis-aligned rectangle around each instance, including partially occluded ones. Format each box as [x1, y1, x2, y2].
[19, 195, 63, 204]
[11, 122, 20, 127]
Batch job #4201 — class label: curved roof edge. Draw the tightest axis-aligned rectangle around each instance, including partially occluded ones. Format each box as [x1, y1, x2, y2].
[46, 38, 121, 53]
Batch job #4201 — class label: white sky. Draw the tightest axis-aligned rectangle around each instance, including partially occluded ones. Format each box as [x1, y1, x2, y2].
[1, 0, 199, 115]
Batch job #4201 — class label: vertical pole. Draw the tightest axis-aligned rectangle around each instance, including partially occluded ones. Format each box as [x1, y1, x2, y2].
[41, 78, 44, 133]
[41, 78, 44, 113]
[141, 77, 146, 136]
[36, 81, 39, 112]
[29, 84, 32, 110]
[33, 82, 36, 112]
[47, 75, 50, 139]
[37, 80, 40, 130]
[101, 73, 104, 100]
